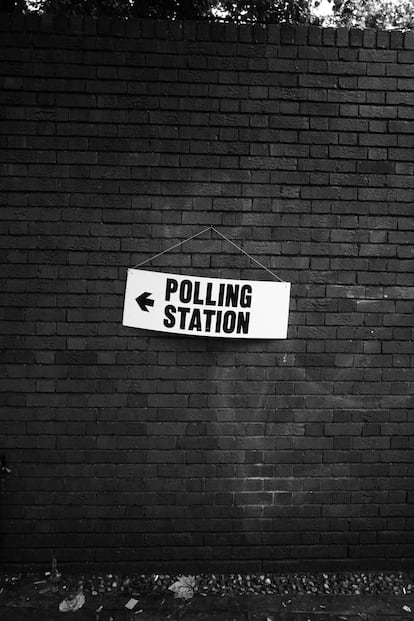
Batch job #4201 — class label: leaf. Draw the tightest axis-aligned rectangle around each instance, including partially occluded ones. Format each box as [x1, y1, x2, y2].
[168, 575, 196, 600]
[59, 592, 85, 613]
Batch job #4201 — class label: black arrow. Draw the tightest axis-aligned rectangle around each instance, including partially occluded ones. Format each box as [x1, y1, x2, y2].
[136, 292, 154, 312]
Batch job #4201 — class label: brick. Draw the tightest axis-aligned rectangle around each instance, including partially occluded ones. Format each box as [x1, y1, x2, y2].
[349, 29, 364, 48]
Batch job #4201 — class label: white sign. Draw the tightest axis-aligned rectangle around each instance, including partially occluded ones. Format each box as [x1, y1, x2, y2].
[122, 269, 290, 339]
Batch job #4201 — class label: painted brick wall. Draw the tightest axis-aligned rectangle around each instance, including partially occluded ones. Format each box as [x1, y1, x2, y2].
[1, 14, 414, 570]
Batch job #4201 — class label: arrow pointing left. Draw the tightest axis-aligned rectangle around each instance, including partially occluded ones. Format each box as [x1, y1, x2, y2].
[136, 292, 154, 312]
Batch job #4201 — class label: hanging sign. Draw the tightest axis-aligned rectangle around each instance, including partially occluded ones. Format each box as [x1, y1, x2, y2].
[123, 269, 290, 339]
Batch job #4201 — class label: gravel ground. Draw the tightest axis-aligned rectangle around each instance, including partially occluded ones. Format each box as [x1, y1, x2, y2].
[1, 570, 413, 598]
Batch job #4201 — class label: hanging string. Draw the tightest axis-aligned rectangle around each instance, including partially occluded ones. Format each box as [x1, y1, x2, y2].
[210, 226, 284, 282]
[130, 225, 285, 282]
[130, 226, 212, 270]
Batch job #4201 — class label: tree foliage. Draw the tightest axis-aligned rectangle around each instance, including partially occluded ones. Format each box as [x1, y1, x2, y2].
[32, 0, 129, 16]
[132, 0, 212, 19]
[31, 0, 213, 18]
[11, 0, 314, 23]
[213, 1, 311, 23]
[6, 0, 414, 29]
[330, 0, 414, 29]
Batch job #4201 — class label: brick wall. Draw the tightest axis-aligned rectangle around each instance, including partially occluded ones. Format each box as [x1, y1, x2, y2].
[1, 14, 414, 570]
